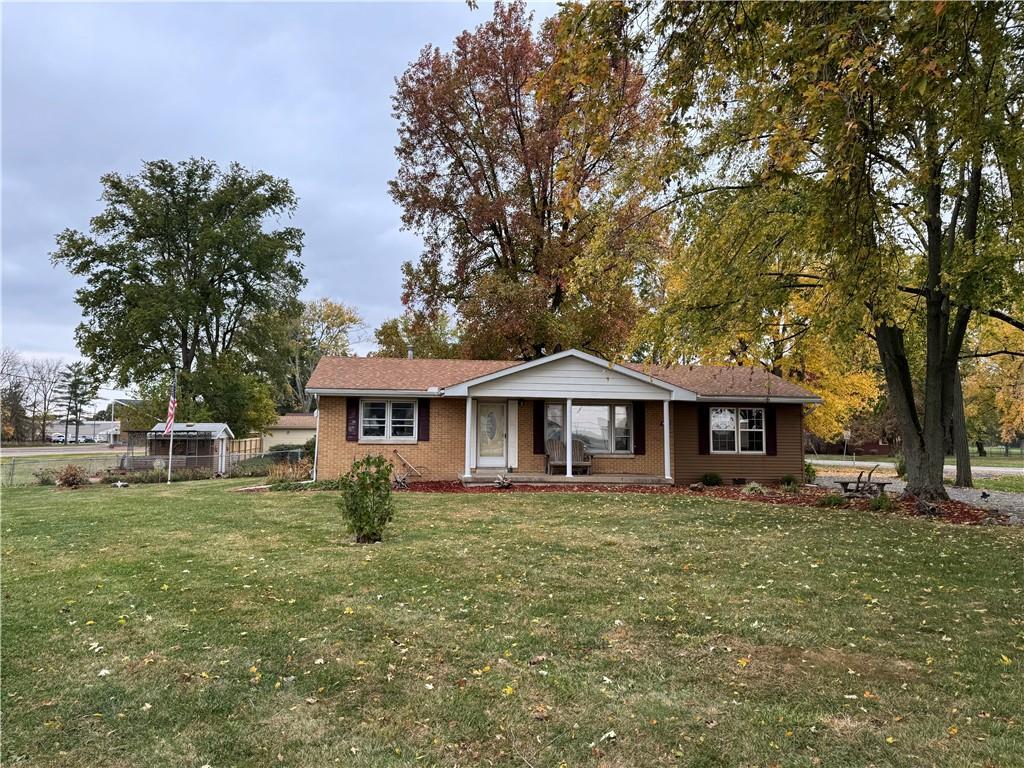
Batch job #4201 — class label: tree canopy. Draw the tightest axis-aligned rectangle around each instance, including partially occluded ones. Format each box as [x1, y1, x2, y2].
[52, 158, 305, 434]
[52, 158, 304, 385]
[390, 1, 668, 359]
[283, 299, 362, 411]
[594, 0, 1024, 498]
[373, 312, 459, 359]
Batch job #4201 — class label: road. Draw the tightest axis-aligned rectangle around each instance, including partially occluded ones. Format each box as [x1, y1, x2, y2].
[809, 458, 1023, 476]
[0, 444, 118, 458]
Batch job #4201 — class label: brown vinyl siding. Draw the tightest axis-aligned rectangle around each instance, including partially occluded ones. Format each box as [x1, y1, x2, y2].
[672, 403, 805, 484]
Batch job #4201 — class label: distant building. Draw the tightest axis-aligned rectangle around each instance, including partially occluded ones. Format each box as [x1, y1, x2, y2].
[45, 420, 120, 443]
[263, 412, 317, 452]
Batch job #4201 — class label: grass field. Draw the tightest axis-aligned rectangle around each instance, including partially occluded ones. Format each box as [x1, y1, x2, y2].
[974, 475, 1024, 494]
[3, 482, 1022, 767]
[812, 451, 1024, 469]
[0, 453, 122, 485]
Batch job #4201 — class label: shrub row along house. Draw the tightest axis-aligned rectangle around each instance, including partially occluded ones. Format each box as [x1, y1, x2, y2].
[307, 349, 820, 486]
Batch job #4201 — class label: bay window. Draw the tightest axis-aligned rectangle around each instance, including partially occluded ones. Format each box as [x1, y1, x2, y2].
[359, 399, 417, 441]
[710, 406, 765, 454]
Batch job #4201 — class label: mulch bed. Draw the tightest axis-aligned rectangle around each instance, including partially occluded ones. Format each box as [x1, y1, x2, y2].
[398, 481, 992, 525]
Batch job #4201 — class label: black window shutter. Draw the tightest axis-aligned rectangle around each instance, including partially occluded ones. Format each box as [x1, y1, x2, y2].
[632, 401, 646, 455]
[533, 400, 545, 454]
[765, 405, 777, 455]
[697, 404, 710, 455]
[418, 398, 430, 441]
[346, 398, 359, 442]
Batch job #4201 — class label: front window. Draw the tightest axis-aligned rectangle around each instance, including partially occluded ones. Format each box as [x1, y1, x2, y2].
[360, 400, 417, 441]
[550, 402, 632, 454]
[544, 403, 564, 444]
[710, 406, 764, 453]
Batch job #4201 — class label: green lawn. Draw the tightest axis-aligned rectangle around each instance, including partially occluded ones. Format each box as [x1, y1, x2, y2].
[812, 452, 1024, 469]
[3, 482, 1021, 767]
[974, 475, 1024, 494]
[0, 453, 123, 486]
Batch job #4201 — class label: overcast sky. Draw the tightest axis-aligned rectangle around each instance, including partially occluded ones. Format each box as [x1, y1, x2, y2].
[2, 1, 553, 370]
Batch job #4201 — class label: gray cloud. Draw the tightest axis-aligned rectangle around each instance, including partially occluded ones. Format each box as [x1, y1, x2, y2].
[2, 2, 553, 360]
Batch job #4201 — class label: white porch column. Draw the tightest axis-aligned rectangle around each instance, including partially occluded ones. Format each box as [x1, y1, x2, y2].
[565, 398, 573, 478]
[464, 397, 473, 477]
[663, 400, 672, 481]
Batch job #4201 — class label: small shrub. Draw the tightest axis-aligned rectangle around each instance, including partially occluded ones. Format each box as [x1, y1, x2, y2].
[269, 443, 305, 453]
[33, 467, 58, 486]
[56, 464, 89, 488]
[268, 444, 307, 463]
[815, 492, 846, 508]
[230, 457, 274, 478]
[894, 454, 907, 479]
[869, 494, 896, 512]
[701, 472, 723, 487]
[101, 467, 214, 484]
[268, 458, 312, 484]
[740, 481, 766, 496]
[779, 474, 800, 492]
[338, 455, 395, 543]
[303, 436, 316, 459]
[803, 462, 817, 482]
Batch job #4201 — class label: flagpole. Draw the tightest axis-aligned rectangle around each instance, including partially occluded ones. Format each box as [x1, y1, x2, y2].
[166, 368, 177, 485]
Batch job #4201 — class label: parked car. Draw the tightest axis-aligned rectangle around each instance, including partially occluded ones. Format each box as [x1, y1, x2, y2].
[80, 436, 95, 443]
[50, 434, 66, 443]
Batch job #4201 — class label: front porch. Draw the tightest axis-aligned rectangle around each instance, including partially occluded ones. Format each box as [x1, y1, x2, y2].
[461, 470, 674, 487]
[446, 351, 697, 485]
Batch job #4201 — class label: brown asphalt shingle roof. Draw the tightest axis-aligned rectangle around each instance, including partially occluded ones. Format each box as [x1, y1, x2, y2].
[274, 412, 317, 429]
[307, 357, 518, 392]
[624, 363, 818, 400]
[308, 354, 819, 400]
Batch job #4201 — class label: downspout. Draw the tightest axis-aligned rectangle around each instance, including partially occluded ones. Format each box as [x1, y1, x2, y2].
[312, 395, 320, 481]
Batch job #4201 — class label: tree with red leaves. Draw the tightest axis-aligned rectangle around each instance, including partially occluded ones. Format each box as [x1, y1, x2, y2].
[390, 1, 666, 360]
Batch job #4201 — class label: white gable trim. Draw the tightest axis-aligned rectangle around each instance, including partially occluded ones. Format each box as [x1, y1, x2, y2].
[444, 349, 697, 401]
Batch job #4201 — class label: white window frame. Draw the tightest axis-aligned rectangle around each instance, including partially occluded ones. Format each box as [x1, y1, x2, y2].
[359, 399, 418, 443]
[549, 401, 634, 455]
[709, 406, 766, 455]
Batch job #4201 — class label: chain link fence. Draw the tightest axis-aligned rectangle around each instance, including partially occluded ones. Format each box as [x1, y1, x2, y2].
[0, 448, 309, 487]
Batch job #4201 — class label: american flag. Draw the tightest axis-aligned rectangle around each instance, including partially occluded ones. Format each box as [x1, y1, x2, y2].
[162, 378, 177, 435]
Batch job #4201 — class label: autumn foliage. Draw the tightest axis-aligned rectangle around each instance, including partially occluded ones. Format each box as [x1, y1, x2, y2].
[390, 1, 665, 360]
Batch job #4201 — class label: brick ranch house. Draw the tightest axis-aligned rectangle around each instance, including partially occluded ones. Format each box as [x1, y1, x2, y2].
[307, 349, 821, 486]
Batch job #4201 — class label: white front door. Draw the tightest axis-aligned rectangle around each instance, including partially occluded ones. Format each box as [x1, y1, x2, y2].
[476, 401, 507, 468]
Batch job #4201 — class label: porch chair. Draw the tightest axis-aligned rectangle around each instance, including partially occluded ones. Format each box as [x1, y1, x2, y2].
[544, 438, 593, 476]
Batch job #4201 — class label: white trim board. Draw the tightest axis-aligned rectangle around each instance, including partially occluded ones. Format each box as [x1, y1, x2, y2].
[446, 349, 697, 401]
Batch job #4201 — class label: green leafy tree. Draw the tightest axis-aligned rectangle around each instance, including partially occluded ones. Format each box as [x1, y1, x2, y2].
[373, 312, 459, 359]
[284, 299, 362, 411]
[118, 364, 277, 438]
[51, 158, 305, 435]
[54, 362, 99, 442]
[597, 1, 1024, 499]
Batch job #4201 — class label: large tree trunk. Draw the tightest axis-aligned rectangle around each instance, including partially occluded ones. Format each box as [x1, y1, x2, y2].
[951, 369, 972, 487]
[875, 323, 948, 500]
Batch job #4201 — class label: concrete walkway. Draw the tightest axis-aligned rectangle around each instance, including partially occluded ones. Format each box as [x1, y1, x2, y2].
[809, 458, 1023, 476]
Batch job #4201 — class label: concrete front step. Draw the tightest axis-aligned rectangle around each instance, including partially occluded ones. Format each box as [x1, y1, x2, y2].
[461, 473, 673, 487]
